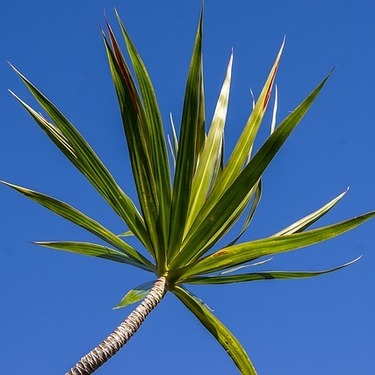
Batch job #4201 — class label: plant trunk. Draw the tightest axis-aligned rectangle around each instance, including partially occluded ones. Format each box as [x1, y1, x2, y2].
[66, 276, 168, 375]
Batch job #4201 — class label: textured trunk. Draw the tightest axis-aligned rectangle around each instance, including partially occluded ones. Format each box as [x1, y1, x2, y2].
[66, 277, 168, 375]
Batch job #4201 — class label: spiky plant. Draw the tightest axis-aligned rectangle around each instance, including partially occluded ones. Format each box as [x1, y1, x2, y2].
[4, 9, 374, 375]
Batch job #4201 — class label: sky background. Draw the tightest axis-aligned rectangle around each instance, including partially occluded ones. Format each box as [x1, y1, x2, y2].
[1, 1, 374, 374]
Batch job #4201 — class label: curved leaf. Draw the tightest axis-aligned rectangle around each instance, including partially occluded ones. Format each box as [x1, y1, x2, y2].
[35, 241, 151, 271]
[178, 211, 375, 279]
[183, 256, 361, 284]
[173, 286, 257, 375]
[1, 181, 154, 271]
[270, 84, 278, 134]
[210, 39, 284, 198]
[9, 68, 150, 250]
[172, 71, 332, 269]
[220, 258, 274, 275]
[273, 189, 348, 236]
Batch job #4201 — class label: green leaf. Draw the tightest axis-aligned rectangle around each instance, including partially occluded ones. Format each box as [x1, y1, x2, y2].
[270, 84, 278, 134]
[169, 113, 179, 164]
[220, 257, 274, 275]
[1, 181, 154, 271]
[173, 286, 257, 375]
[196, 60, 206, 157]
[273, 188, 348, 236]
[214, 134, 225, 184]
[114, 280, 156, 309]
[201, 40, 284, 209]
[172, 71, 332, 269]
[179, 211, 375, 278]
[9, 70, 150, 251]
[103, 29, 161, 262]
[118, 230, 134, 237]
[184, 53, 233, 234]
[35, 241, 151, 271]
[183, 256, 361, 284]
[225, 179, 262, 247]
[168, 11, 204, 260]
[115, 10, 172, 267]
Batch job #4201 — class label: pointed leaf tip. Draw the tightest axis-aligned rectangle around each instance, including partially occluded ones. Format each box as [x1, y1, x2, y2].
[184, 255, 363, 285]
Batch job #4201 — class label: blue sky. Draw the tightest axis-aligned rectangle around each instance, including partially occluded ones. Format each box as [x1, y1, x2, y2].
[1, 1, 374, 374]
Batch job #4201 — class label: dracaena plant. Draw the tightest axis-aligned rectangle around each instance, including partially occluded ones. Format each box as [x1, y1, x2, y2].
[4, 9, 374, 375]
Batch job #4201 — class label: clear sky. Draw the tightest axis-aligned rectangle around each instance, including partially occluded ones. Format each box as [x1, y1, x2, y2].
[1, 1, 374, 374]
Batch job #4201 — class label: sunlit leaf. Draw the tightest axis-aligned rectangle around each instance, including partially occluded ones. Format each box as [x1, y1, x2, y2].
[118, 230, 134, 238]
[184, 256, 361, 284]
[273, 189, 348, 236]
[1, 181, 154, 271]
[8, 9, 375, 375]
[35, 241, 151, 271]
[9, 70, 151, 250]
[184, 54, 233, 234]
[179, 212, 374, 278]
[201, 39, 284, 205]
[270, 84, 278, 134]
[169, 113, 179, 161]
[173, 286, 257, 375]
[220, 257, 273, 275]
[172, 71, 331, 269]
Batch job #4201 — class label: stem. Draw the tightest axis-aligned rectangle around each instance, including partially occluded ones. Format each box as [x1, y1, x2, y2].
[66, 277, 168, 375]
